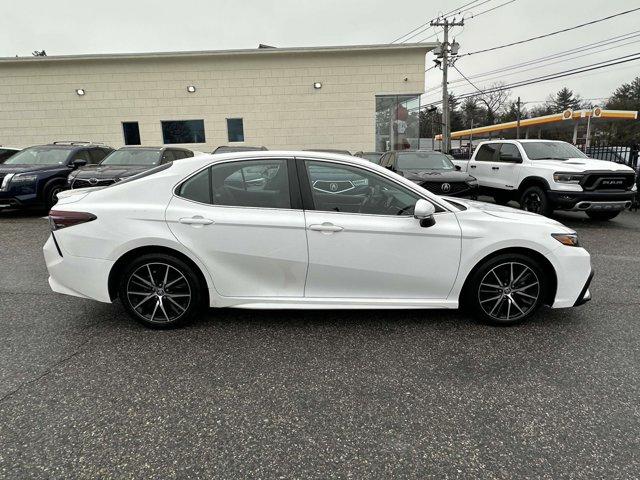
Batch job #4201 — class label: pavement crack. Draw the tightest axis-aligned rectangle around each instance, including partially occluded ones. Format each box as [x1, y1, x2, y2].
[0, 334, 94, 405]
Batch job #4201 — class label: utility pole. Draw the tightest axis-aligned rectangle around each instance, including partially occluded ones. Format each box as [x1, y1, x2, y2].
[516, 96, 521, 139]
[430, 16, 464, 154]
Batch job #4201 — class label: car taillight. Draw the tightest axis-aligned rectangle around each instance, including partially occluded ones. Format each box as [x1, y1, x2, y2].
[49, 210, 97, 230]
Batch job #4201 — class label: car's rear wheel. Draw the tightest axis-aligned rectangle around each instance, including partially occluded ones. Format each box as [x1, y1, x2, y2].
[118, 253, 205, 328]
[520, 186, 552, 216]
[586, 210, 620, 221]
[464, 253, 546, 326]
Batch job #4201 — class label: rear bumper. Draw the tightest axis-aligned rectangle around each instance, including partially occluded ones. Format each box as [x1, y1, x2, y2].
[547, 190, 635, 211]
[43, 235, 113, 303]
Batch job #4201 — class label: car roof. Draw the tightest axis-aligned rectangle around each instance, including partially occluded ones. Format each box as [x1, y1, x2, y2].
[479, 139, 566, 143]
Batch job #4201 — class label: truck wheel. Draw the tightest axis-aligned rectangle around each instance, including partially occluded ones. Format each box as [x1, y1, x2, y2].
[586, 211, 620, 221]
[520, 186, 552, 216]
[493, 192, 511, 205]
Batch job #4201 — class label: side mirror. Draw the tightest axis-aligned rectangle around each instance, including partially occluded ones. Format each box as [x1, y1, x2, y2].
[72, 159, 88, 168]
[414, 199, 436, 227]
[455, 165, 461, 171]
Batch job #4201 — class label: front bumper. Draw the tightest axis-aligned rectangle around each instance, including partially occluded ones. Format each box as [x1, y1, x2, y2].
[548, 189, 635, 211]
[574, 270, 594, 306]
[0, 190, 40, 209]
[548, 245, 592, 308]
[43, 235, 113, 303]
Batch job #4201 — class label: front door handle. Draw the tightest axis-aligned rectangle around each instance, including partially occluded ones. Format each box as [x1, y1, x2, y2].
[470, 165, 477, 169]
[179, 215, 214, 226]
[309, 222, 344, 233]
[492, 166, 500, 170]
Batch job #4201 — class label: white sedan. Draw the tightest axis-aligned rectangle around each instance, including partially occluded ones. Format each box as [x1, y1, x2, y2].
[44, 151, 593, 328]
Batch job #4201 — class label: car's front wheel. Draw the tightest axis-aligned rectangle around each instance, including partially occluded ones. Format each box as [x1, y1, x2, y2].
[118, 253, 205, 328]
[520, 186, 552, 216]
[586, 210, 620, 221]
[464, 253, 547, 326]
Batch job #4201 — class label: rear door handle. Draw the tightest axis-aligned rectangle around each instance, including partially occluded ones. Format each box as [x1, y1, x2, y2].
[179, 215, 214, 226]
[309, 222, 344, 233]
[492, 166, 500, 170]
[470, 165, 477, 169]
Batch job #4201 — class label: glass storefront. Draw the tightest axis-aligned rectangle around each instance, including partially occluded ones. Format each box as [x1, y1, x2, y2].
[375, 94, 421, 152]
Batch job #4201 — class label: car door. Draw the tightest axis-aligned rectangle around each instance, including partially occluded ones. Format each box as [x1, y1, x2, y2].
[165, 157, 308, 298]
[471, 143, 500, 188]
[494, 143, 523, 190]
[299, 158, 462, 299]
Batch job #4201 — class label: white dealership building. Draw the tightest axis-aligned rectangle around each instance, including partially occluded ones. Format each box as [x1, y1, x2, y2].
[0, 44, 431, 152]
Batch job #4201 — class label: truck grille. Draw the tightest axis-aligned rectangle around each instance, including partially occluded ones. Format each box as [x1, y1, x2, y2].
[581, 172, 635, 191]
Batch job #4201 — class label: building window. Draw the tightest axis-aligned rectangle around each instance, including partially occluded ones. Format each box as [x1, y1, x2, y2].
[161, 120, 206, 144]
[375, 95, 420, 152]
[122, 122, 141, 145]
[227, 118, 245, 142]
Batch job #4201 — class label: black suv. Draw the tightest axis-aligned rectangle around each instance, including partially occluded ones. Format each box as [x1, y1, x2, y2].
[68, 146, 194, 189]
[380, 150, 479, 198]
[0, 142, 113, 210]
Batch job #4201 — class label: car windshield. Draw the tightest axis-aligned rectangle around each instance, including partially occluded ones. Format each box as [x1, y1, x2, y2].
[4, 147, 71, 165]
[397, 152, 455, 171]
[101, 149, 161, 166]
[521, 142, 587, 160]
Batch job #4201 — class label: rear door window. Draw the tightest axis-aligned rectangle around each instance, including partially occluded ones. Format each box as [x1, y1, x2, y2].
[498, 144, 522, 162]
[474, 144, 499, 162]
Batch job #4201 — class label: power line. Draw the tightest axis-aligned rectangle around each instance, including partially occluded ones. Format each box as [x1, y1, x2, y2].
[423, 30, 640, 96]
[419, 52, 640, 108]
[389, 0, 483, 43]
[460, 6, 640, 57]
[401, 0, 495, 43]
[466, 0, 517, 18]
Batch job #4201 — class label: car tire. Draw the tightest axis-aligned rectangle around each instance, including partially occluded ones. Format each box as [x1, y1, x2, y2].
[520, 186, 552, 216]
[586, 211, 620, 221]
[44, 183, 65, 210]
[493, 192, 511, 205]
[463, 253, 547, 326]
[118, 253, 205, 329]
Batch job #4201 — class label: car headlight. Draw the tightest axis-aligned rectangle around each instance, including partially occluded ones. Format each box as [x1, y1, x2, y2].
[552, 232, 580, 247]
[10, 173, 38, 185]
[553, 172, 584, 184]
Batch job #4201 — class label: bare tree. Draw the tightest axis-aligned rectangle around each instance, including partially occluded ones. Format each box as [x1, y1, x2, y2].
[474, 82, 511, 125]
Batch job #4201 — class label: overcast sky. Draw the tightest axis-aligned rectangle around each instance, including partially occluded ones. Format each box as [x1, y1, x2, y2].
[2, 0, 639, 110]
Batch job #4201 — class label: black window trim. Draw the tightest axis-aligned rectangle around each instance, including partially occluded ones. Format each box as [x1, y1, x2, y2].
[294, 156, 450, 216]
[174, 156, 302, 211]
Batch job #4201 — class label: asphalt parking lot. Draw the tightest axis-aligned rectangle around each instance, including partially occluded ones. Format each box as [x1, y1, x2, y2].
[0, 207, 638, 479]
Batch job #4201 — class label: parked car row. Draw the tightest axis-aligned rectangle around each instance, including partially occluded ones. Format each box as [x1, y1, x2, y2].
[1, 140, 636, 221]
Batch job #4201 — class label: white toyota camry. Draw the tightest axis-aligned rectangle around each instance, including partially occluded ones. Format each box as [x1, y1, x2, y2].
[44, 151, 593, 328]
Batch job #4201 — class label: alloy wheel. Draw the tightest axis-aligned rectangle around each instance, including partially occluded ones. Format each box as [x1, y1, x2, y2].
[477, 262, 540, 322]
[126, 262, 192, 324]
[522, 192, 543, 213]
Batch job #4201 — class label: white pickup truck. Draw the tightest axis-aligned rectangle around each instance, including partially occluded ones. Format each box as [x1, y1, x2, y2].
[452, 139, 637, 220]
